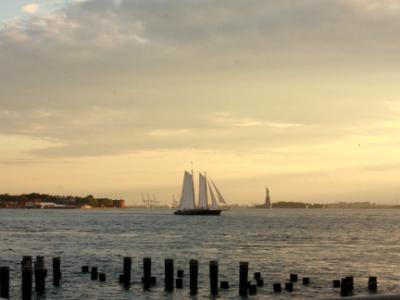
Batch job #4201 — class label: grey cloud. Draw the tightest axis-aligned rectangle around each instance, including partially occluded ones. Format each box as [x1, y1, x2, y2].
[1, 0, 400, 157]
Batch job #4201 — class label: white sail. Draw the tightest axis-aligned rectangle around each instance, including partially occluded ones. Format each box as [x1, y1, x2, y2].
[179, 171, 195, 209]
[211, 180, 227, 204]
[208, 181, 219, 210]
[198, 173, 208, 209]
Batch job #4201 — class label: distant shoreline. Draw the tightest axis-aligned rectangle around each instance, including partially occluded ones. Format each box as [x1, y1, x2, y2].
[0, 193, 126, 209]
[1, 193, 399, 210]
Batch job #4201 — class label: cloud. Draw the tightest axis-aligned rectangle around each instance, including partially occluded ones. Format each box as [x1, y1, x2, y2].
[22, 3, 40, 14]
[349, 0, 400, 15]
[209, 112, 303, 129]
[1, 0, 400, 158]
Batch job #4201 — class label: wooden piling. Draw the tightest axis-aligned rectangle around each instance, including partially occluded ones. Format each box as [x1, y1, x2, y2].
[239, 262, 249, 297]
[0, 266, 10, 299]
[285, 282, 293, 292]
[368, 276, 377, 292]
[189, 259, 198, 295]
[143, 257, 151, 290]
[22, 257, 32, 271]
[273, 283, 282, 293]
[22, 267, 32, 300]
[123, 257, 131, 289]
[346, 276, 354, 291]
[341, 277, 353, 297]
[220, 281, 229, 289]
[81, 266, 89, 273]
[209, 260, 219, 296]
[333, 279, 341, 288]
[21, 257, 32, 300]
[164, 259, 174, 292]
[257, 278, 264, 287]
[34, 256, 46, 294]
[248, 283, 257, 295]
[176, 278, 183, 289]
[52, 257, 61, 287]
[177, 269, 184, 278]
[91, 267, 98, 281]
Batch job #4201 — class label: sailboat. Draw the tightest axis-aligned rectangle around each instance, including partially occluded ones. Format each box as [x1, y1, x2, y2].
[174, 171, 228, 215]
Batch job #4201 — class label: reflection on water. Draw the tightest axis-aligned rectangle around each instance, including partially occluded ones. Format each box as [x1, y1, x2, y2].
[0, 208, 399, 299]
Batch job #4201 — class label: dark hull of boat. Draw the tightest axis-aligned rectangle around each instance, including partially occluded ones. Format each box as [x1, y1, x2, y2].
[174, 209, 222, 216]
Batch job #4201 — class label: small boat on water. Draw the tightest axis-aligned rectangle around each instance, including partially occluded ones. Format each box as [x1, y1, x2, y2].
[174, 171, 228, 215]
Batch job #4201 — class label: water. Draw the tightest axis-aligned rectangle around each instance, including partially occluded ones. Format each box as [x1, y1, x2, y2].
[1, 208, 400, 299]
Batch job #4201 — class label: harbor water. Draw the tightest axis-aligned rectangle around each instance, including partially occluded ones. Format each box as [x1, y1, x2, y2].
[0, 208, 399, 299]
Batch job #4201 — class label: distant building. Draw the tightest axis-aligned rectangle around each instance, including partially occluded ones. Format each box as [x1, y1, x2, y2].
[113, 199, 126, 208]
[25, 200, 40, 208]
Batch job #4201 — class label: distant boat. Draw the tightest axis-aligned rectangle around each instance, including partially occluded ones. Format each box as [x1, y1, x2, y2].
[174, 171, 228, 215]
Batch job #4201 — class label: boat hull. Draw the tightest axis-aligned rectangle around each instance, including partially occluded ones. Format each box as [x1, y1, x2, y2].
[174, 209, 222, 216]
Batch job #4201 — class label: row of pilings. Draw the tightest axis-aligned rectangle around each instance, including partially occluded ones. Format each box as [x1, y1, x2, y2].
[0, 256, 379, 299]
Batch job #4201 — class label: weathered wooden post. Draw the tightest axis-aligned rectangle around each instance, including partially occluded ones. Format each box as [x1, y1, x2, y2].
[209, 260, 218, 296]
[176, 278, 183, 289]
[164, 259, 174, 292]
[333, 279, 341, 288]
[248, 283, 257, 295]
[257, 278, 264, 287]
[81, 266, 89, 273]
[143, 257, 151, 290]
[346, 276, 354, 291]
[123, 257, 131, 289]
[0, 266, 10, 299]
[22, 257, 32, 270]
[341, 277, 353, 297]
[273, 283, 282, 293]
[285, 282, 293, 292]
[239, 262, 248, 297]
[52, 257, 61, 287]
[368, 276, 377, 292]
[189, 259, 198, 295]
[21, 257, 32, 300]
[220, 281, 229, 289]
[34, 256, 46, 294]
[91, 267, 98, 281]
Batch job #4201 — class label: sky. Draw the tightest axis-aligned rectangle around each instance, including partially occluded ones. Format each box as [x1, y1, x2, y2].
[1, 0, 400, 205]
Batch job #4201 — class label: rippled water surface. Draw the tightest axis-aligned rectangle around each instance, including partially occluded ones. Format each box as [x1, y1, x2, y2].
[1, 208, 400, 299]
